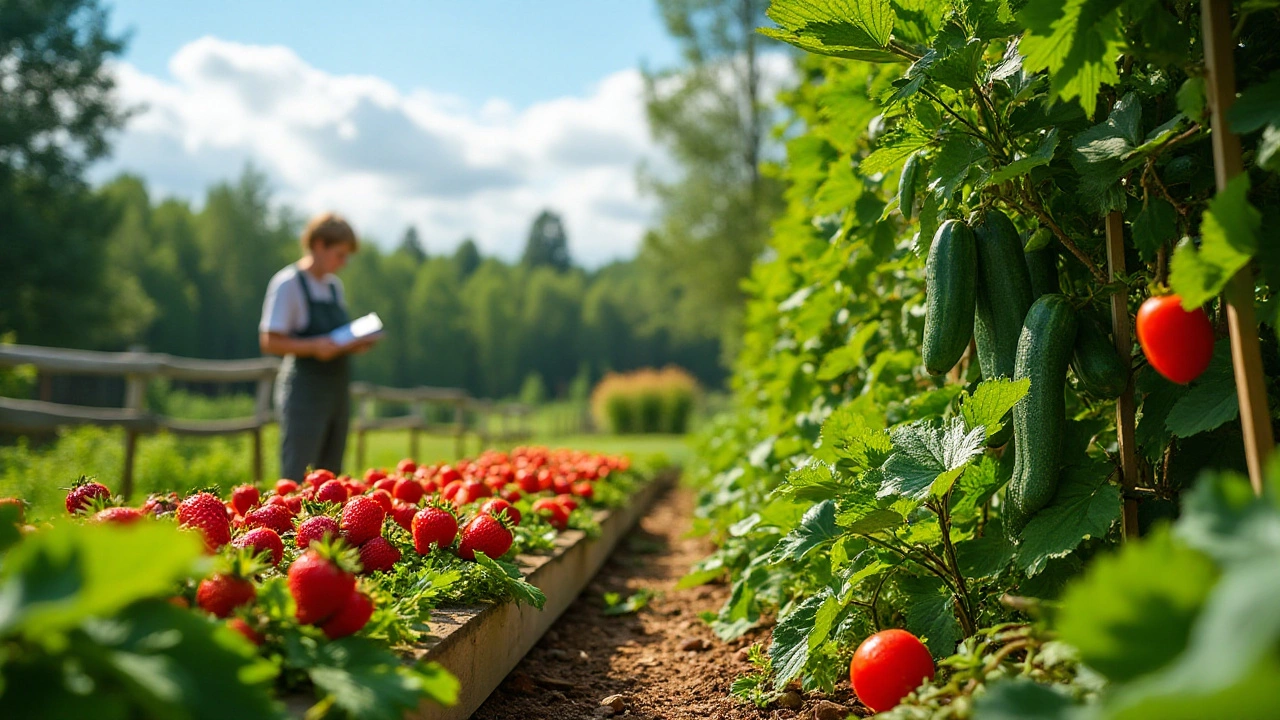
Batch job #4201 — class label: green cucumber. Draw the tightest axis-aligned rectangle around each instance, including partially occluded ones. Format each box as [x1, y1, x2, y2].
[1025, 244, 1060, 300]
[1007, 294, 1077, 536]
[899, 151, 922, 221]
[1071, 313, 1129, 400]
[972, 209, 1034, 447]
[922, 220, 977, 375]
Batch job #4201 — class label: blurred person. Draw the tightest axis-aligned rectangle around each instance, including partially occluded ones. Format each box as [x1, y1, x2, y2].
[259, 212, 374, 480]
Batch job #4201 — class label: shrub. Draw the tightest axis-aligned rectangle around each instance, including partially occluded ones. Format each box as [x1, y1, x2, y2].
[590, 367, 698, 435]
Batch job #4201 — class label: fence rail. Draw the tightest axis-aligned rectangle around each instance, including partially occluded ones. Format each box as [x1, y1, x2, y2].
[0, 344, 535, 497]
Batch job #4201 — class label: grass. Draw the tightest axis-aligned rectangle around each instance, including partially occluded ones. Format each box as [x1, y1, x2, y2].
[0, 424, 692, 521]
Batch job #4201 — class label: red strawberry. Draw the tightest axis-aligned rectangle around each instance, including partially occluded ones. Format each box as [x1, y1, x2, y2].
[266, 494, 289, 508]
[178, 492, 232, 551]
[341, 496, 386, 546]
[93, 506, 145, 525]
[358, 536, 401, 573]
[391, 502, 418, 532]
[288, 547, 357, 624]
[500, 487, 522, 503]
[368, 489, 394, 514]
[392, 477, 424, 504]
[65, 477, 110, 515]
[396, 458, 417, 475]
[441, 480, 464, 501]
[479, 498, 521, 525]
[365, 468, 388, 484]
[197, 573, 256, 618]
[227, 617, 262, 645]
[457, 513, 514, 561]
[373, 477, 398, 494]
[572, 481, 594, 500]
[234, 527, 285, 566]
[532, 498, 569, 531]
[315, 480, 347, 505]
[244, 503, 293, 535]
[0, 497, 25, 524]
[320, 589, 373, 639]
[284, 495, 302, 514]
[453, 480, 491, 507]
[230, 485, 260, 516]
[556, 494, 579, 512]
[275, 479, 298, 495]
[412, 505, 458, 554]
[552, 477, 572, 495]
[304, 469, 335, 489]
[296, 515, 340, 549]
[515, 470, 539, 494]
[438, 465, 462, 486]
[141, 491, 179, 517]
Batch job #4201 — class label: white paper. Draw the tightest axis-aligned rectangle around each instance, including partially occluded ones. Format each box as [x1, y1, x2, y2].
[329, 312, 384, 347]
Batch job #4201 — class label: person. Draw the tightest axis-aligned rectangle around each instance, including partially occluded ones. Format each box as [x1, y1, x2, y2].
[259, 212, 375, 481]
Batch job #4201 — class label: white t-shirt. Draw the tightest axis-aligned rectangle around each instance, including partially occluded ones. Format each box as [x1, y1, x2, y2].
[259, 265, 348, 336]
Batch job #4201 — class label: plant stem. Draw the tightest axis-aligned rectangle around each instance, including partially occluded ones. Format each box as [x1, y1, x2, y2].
[1017, 181, 1109, 283]
[932, 498, 977, 637]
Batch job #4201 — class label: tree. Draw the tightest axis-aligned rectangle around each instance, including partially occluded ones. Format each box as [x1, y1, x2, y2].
[453, 238, 482, 280]
[521, 210, 572, 272]
[397, 225, 427, 263]
[639, 0, 785, 358]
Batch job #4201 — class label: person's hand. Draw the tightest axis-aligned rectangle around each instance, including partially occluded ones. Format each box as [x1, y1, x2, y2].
[311, 337, 342, 361]
[348, 336, 378, 355]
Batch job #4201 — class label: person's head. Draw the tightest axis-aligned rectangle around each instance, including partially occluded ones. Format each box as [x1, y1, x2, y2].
[301, 212, 358, 274]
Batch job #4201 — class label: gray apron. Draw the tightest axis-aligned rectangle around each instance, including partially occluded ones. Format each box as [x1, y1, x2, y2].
[275, 268, 351, 481]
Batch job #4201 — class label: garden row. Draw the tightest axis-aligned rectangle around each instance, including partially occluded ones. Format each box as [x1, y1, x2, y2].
[0, 446, 663, 719]
[680, 1, 1280, 718]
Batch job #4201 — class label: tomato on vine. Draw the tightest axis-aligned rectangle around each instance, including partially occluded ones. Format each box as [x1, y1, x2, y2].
[1136, 295, 1214, 384]
[849, 629, 935, 713]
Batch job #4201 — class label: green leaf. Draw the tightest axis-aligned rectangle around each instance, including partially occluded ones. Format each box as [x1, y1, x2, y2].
[860, 136, 930, 177]
[960, 378, 1031, 440]
[0, 520, 206, 637]
[1018, 0, 1125, 116]
[1175, 466, 1280, 565]
[951, 455, 1008, 516]
[769, 591, 840, 688]
[762, 0, 901, 62]
[773, 499, 840, 562]
[1057, 529, 1218, 682]
[929, 134, 986, 201]
[1131, 197, 1177, 263]
[602, 588, 656, 616]
[900, 576, 961, 656]
[1177, 78, 1207, 123]
[472, 552, 546, 609]
[838, 507, 904, 534]
[817, 322, 881, 381]
[304, 636, 459, 719]
[818, 401, 892, 471]
[1015, 459, 1122, 576]
[1069, 93, 1141, 212]
[972, 679, 1079, 719]
[1165, 344, 1239, 438]
[989, 128, 1060, 184]
[1227, 73, 1280, 134]
[880, 419, 986, 501]
[1170, 174, 1261, 308]
[955, 534, 1015, 579]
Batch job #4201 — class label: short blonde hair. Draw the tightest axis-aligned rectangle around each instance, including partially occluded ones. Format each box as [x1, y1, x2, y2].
[301, 212, 358, 252]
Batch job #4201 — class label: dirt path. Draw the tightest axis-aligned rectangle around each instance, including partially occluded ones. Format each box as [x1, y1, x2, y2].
[471, 487, 860, 720]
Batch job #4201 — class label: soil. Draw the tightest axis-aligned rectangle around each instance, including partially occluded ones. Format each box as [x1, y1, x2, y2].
[471, 487, 862, 720]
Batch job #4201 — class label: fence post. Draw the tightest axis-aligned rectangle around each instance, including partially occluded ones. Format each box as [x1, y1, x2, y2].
[122, 372, 147, 500]
[253, 375, 273, 484]
[410, 399, 424, 460]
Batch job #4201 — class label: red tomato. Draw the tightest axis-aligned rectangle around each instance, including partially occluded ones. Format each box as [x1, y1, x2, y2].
[850, 629, 935, 713]
[1136, 295, 1214, 384]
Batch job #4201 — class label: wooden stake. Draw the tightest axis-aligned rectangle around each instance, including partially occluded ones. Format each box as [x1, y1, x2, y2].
[1105, 212, 1141, 539]
[1201, 0, 1275, 495]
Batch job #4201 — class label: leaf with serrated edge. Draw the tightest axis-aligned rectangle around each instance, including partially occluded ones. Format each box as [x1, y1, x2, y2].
[901, 575, 961, 656]
[1015, 460, 1122, 576]
[961, 378, 1031, 439]
[1170, 174, 1260, 308]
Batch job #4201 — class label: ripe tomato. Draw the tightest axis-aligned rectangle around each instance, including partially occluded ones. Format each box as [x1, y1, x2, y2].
[1136, 295, 1214, 384]
[849, 629, 934, 713]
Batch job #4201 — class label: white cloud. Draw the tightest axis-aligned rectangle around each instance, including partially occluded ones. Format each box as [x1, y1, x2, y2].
[92, 36, 671, 266]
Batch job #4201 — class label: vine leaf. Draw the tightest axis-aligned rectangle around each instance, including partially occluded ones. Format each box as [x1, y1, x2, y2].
[1165, 342, 1239, 438]
[817, 399, 892, 472]
[960, 377, 1030, 440]
[762, 0, 901, 62]
[1018, 0, 1125, 117]
[1170, 174, 1260, 309]
[901, 575, 962, 657]
[879, 418, 986, 501]
[1131, 198, 1177, 263]
[1015, 458, 1122, 576]
[973, 679, 1078, 718]
[817, 322, 881, 381]
[769, 591, 842, 689]
[1070, 93, 1142, 213]
[989, 128, 1059, 184]
[929, 134, 987, 201]
[772, 499, 841, 562]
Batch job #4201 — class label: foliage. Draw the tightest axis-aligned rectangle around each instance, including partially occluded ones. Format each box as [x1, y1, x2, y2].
[591, 367, 700, 434]
[684, 0, 1280, 708]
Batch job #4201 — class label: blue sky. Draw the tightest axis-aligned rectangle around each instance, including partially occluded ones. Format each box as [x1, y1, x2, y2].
[105, 0, 683, 109]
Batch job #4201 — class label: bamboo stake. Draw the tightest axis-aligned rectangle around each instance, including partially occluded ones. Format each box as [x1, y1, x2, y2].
[1201, 0, 1275, 495]
[1105, 212, 1141, 539]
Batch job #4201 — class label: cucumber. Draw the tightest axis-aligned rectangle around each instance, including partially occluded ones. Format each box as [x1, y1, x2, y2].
[1025, 244, 1060, 300]
[1071, 313, 1129, 400]
[899, 151, 922, 221]
[972, 209, 1034, 382]
[922, 220, 977, 375]
[1006, 294, 1078, 536]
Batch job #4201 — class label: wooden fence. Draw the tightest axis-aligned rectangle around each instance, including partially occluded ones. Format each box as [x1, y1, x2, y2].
[0, 344, 535, 498]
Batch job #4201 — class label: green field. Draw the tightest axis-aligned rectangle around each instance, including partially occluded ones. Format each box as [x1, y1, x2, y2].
[0, 425, 691, 521]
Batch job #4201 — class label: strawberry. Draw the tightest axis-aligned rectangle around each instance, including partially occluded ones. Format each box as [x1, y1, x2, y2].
[396, 458, 417, 475]
[373, 477, 398, 494]
[197, 573, 256, 618]
[457, 513, 514, 561]
[412, 504, 458, 554]
[275, 479, 298, 495]
[552, 477, 572, 495]
[304, 469, 335, 489]
[358, 536, 401, 573]
[284, 495, 302, 514]
[320, 589, 373, 639]
[556, 494, 579, 512]
[390, 502, 418, 532]
[315, 480, 347, 505]
[452, 480, 491, 507]
[364, 468, 388, 484]
[234, 527, 285, 566]
[266, 494, 289, 508]
[500, 487, 522, 503]
[230, 484, 260, 516]
[288, 546, 357, 625]
[0, 497, 25, 524]
[178, 492, 232, 551]
[227, 617, 262, 645]
[244, 503, 294, 535]
[515, 470, 539, 494]
[93, 506, 145, 524]
[141, 491, 179, 517]
[296, 515, 340, 549]
[368, 489, 394, 514]
[441, 480, 464, 501]
[479, 498, 521, 525]
[340, 496, 386, 546]
[392, 477, 424, 505]
[572, 481, 594, 500]
[65, 476, 110, 515]
[437, 465, 462, 485]
[532, 498, 569, 531]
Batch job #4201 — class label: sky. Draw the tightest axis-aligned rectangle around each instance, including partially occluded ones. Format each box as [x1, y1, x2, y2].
[92, 1, 691, 266]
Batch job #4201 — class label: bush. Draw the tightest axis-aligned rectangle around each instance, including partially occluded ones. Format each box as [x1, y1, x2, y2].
[590, 367, 698, 435]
